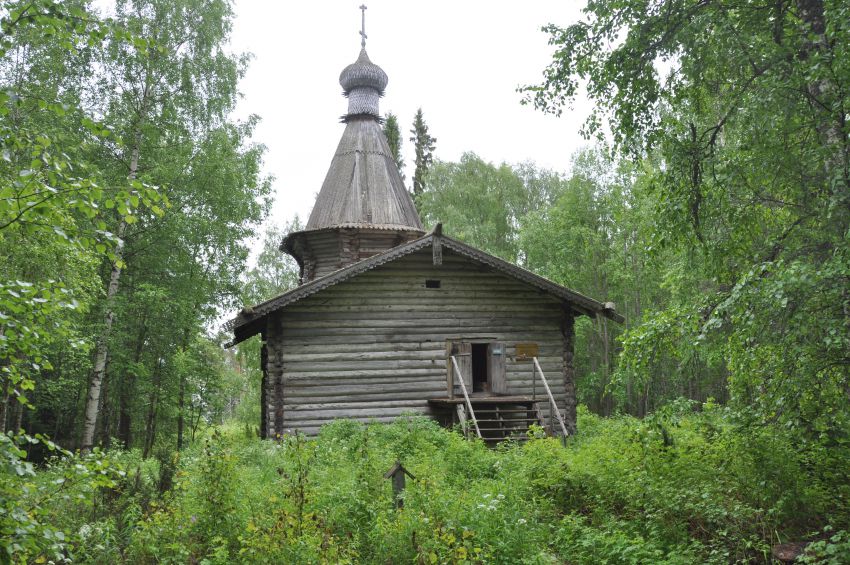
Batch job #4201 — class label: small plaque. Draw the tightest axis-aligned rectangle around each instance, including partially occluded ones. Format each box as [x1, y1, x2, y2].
[515, 343, 538, 361]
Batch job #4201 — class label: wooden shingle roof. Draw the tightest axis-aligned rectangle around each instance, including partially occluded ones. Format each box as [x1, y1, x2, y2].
[228, 228, 623, 345]
[303, 117, 422, 232]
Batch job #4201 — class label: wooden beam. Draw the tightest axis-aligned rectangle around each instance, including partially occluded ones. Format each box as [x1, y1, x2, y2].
[432, 224, 443, 266]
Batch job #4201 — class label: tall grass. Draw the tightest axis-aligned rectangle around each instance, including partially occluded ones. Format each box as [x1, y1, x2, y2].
[17, 403, 850, 564]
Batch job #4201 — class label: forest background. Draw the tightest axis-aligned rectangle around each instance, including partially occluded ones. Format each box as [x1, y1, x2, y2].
[1, 0, 849, 563]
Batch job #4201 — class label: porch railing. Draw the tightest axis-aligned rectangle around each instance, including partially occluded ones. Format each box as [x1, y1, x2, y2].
[450, 355, 482, 439]
[533, 357, 569, 437]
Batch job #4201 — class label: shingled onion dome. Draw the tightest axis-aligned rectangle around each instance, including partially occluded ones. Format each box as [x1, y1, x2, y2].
[281, 40, 424, 285]
[340, 48, 388, 120]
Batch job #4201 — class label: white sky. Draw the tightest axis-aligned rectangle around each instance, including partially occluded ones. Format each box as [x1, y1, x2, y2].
[230, 1, 591, 236]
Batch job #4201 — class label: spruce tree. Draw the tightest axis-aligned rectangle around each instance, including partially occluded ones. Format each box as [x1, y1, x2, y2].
[382, 113, 405, 181]
[409, 108, 436, 204]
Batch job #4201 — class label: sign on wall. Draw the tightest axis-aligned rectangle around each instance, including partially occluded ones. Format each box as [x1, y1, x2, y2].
[515, 343, 539, 361]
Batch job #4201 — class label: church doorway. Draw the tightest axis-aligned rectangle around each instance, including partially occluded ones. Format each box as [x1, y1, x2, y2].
[447, 340, 507, 397]
[471, 343, 489, 393]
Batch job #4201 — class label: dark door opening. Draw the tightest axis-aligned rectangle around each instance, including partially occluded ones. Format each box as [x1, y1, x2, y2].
[471, 343, 489, 392]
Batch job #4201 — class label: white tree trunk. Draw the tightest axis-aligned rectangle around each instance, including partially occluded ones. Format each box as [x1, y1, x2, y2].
[80, 220, 126, 451]
[80, 119, 143, 451]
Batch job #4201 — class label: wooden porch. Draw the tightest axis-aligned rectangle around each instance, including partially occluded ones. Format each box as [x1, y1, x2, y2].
[431, 355, 571, 444]
[429, 396, 544, 444]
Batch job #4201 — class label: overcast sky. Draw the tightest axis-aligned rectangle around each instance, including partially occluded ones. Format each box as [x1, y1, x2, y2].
[229, 1, 592, 234]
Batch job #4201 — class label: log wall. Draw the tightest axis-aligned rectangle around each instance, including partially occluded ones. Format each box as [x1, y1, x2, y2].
[263, 248, 577, 437]
[295, 228, 422, 283]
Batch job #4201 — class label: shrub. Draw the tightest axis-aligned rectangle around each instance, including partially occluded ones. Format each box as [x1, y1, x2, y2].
[25, 407, 850, 563]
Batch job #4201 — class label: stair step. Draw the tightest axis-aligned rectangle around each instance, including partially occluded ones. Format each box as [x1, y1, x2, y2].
[470, 402, 535, 406]
[470, 403, 535, 406]
[476, 420, 534, 426]
[477, 419, 534, 423]
[476, 421, 531, 426]
[439, 396, 548, 444]
[483, 434, 530, 442]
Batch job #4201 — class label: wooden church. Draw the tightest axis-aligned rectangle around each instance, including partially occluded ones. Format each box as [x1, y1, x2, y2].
[228, 23, 622, 442]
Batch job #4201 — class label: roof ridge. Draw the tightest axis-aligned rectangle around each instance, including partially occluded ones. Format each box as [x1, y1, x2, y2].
[227, 233, 623, 345]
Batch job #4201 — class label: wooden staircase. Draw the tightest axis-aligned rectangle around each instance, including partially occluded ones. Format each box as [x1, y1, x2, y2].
[429, 355, 570, 445]
[466, 398, 543, 444]
[429, 396, 544, 443]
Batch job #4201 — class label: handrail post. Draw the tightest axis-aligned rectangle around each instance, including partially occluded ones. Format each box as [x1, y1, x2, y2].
[448, 359, 454, 399]
[455, 404, 469, 439]
[532, 362, 536, 401]
[451, 356, 482, 439]
[533, 357, 569, 438]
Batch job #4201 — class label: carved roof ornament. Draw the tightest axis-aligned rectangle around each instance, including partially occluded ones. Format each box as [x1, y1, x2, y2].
[359, 4, 367, 48]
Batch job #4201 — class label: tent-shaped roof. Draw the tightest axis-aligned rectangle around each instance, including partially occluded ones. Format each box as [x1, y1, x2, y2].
[228, 227, 623, 345]
[303, 117, 422, 232]
[282, 45, 423, 268]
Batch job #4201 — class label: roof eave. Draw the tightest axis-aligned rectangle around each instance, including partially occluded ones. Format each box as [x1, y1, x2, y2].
[227, 232, 624, 346]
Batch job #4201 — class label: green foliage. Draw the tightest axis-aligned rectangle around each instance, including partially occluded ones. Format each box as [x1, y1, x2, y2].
[523, 0, 850, 438]
[382, 112, 405, 181]
[0, 0, 270, 455]
[554, 514, 696, 565]
[1, 432, 122, 563]
[421, 154, 524, 261]
[0, 0, 166, 421]
[241, 218, 301, 305]
[520, 149, 679, 413]
[5, 2, 849, 563]
[17, 409, 846, 564]
[195, 430, 239, 555]
[409, 107, 436, 204]
[420, 153, 563, 262]
[799, 527, 850, 565]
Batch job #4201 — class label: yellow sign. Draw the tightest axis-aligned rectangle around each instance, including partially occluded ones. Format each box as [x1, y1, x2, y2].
[515, 343, 539, 360]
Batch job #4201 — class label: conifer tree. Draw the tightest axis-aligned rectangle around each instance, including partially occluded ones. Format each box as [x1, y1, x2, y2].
[382, 113, 405, 181]
[409, 108, 436, 204]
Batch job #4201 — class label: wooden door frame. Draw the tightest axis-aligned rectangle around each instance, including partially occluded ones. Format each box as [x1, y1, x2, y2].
[446, 337, 502, 398]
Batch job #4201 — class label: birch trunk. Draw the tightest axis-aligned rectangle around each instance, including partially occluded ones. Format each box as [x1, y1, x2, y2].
[13, 396, 23, 433]
[80, 222, 128, 452]
[99, 359, 111, 448]
[80, 101, 146, 451]
[0, 383, 8, 433]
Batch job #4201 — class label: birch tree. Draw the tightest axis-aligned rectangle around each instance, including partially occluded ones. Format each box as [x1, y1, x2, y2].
[0, 0, 162, 436]
[523, 0, 850, 434]
[80, 0, 252, 450]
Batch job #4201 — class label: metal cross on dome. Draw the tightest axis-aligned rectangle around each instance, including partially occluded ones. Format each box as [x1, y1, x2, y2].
[359, 4, 367, 48]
